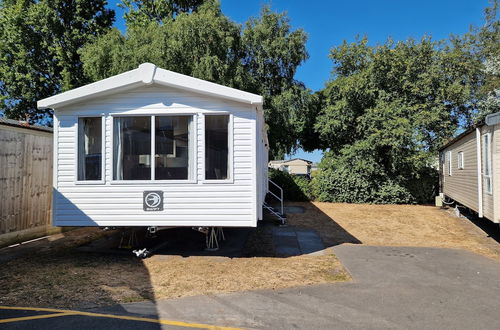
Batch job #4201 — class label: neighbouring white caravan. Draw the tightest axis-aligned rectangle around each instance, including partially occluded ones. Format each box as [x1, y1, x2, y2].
[38, 63, 272, 229]
[439, 112, 500, 224]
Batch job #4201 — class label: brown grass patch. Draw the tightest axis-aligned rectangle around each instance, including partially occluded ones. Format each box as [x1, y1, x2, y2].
[0, 226, 348, 308]
[287, 202, 500, 260]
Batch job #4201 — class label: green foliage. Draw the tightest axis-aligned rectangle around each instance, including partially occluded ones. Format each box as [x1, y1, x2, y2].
[120, 0, 204, 26]
[268, 168, 312, 201]
[241, 7, 311, 158]
[80, 1, 311, 158]
[81, 1, 241, 86]
[309, 35, 481, 204]
[471, 1, 500, 120]
[311, 151, 415, 204]
[0, 0, 114, 123]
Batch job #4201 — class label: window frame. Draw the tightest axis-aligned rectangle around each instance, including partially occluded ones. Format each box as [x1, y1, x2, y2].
[75, 115, 106, 185]
[482, 133, 493, 195]
[202, 112, 234, 184]
[457, 151, 464, 170]
[109, 113, 197, 185]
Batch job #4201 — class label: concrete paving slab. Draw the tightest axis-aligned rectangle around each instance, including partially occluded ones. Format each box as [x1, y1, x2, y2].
[272, 226, 325, 256]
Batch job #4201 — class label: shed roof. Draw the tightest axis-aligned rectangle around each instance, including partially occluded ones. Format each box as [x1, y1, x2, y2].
[0, 117, 53, 133]
[37, 63, 263, 110]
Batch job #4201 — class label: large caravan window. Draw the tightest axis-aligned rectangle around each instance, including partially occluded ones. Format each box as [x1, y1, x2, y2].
[155, 116, 191, 180]
[205, 115, 229, 180]
[113, 117, 151, 180]
[113, 115, 193, 181]
[482, 133, 492, 194]
[78, 117, 102, 181]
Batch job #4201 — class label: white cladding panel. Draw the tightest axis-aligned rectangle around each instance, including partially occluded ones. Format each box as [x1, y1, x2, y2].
[54, 85, 259, 227]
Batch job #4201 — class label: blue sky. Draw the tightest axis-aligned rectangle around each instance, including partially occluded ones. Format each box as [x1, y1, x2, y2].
[109, 0, 489, 162]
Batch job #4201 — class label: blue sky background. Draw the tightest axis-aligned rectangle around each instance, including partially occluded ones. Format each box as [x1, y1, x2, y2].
[109, 0, 490, 162]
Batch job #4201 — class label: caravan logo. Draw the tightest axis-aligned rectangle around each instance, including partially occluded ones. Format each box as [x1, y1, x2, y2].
[143, 191, 163, 211]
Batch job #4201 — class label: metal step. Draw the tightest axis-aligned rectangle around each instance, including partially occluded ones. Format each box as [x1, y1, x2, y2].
[263, 202, 287, 226]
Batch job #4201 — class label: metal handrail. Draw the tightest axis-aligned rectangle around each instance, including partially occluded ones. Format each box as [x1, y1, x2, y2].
[268, 179, 284, 215]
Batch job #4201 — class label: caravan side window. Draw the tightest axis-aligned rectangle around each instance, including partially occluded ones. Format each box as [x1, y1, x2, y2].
[78, 117, 103, 181]
[205, 115, 230, 180]
[482, 133, 492, 194]
[457, 151, 464, 170]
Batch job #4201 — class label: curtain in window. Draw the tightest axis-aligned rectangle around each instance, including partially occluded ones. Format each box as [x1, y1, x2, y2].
[77, 120, 88, 180]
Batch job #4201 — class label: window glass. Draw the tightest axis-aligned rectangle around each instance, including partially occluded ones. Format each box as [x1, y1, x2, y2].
[155, 116, 191, 180]
[458, 152, 464, 170]
[113, 116, 151, 180]
[78, 117, 102, 181]
[483, 134, 492, 193]
[205, 115, 229, 180]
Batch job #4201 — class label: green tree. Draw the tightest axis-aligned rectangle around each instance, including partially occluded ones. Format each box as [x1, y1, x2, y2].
[468, 0, 500, 119]
[81, 1, 311, 158]
[241, 7, 310, 158]
[312, 37, 480, 204]
[80, 1, 241, 85]
[120, 0, 204, 26]
[0, 0, 114, 123]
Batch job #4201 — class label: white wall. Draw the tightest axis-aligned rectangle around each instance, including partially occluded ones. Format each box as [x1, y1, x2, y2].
[53, 85, 259, 227]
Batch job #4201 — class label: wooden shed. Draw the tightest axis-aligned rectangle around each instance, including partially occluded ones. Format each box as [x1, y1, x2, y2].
[0, 118, 53, 246]
[439, 112, 500, 224]
[37, 63, 275, 229]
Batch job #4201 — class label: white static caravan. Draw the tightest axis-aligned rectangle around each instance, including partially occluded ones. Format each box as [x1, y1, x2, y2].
[38, 63, 274, 231]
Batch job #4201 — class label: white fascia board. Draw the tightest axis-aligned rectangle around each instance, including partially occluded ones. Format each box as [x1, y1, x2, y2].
[153, 68, 263, 105]
[37, 68, 145, 109]
[37, 63, 263, 109]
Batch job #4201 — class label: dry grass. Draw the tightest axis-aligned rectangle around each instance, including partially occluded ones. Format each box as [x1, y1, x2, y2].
[0, 226, 348, 308]
[4, 201, 496, 308]
[287, 202, 500, 261]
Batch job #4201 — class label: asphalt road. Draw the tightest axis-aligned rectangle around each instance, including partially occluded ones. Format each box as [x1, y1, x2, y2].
[2, 245, 499, 329]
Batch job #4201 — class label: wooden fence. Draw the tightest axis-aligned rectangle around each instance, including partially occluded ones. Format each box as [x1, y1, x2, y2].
[0, 122, 58, 247]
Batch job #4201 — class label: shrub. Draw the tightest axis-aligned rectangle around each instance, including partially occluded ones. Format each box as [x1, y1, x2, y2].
[268, 168, 313, 201]
[310, 153, 419, 204]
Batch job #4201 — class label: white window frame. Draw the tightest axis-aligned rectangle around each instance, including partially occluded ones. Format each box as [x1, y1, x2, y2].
[482, 133, 493, 194]
[457, 151, 464, 170]
[202, 112, 234, 184]
[447, 151, 452, 176]
[109, 113, 197, 185]
[75, 115, 106, 185]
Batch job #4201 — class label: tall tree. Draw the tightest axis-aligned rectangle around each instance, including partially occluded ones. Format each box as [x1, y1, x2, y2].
[468, 0, 500, 119]
[80, 0, 241, 86]
[0, 0, 115, 123]
[311, 37, 481, 203]
[120, 0, 204, 26]
[81, 1, 311, 158]
[240, 6, 310, 158]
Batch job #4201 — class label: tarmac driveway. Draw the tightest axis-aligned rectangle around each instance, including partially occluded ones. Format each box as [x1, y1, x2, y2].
[2, 245, 499, 329]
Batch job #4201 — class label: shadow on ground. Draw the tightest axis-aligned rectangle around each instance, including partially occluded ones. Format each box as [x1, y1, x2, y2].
[460, 208, 500, 244]
[0, 228, 162, 328]
[77, 200, 361, 259]
[0, 200, 357, 327]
